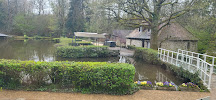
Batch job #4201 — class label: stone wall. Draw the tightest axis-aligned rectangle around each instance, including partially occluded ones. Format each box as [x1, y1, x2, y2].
[160, 40, 198, 52]
[126, 39, 142, 47]
[126, 39, 150, 48]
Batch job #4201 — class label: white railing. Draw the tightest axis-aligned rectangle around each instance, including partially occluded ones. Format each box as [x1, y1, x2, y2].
[158, 48, 216, 90]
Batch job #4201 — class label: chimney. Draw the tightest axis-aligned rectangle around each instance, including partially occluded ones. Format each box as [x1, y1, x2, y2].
[139, 26, 143, 33]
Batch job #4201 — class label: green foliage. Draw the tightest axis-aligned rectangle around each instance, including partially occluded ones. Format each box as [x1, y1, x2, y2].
[163, 63, 208, 91]
[56, 46, 110, 58]
[134, 47, 161, 64]
[66, 0, 85, 33]
[13, 14, 35, 35]
[0, 59, 136, 95]
[69, 41, 92, 46]
[0, 0, 6, 30]
[127, 45, 136, 50]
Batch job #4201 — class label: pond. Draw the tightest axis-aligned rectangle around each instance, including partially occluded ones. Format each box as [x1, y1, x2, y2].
[0, 39, 184, 85]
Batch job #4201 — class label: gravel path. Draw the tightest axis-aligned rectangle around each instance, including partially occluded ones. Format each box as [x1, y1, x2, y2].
[0, 90, 210, 100]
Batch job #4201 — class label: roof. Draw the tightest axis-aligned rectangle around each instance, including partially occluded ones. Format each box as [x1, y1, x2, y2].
[0, 33, 8, 37]
[158, 21, 198, 41]
[74, 32, 105, 38]
[126, 29, 151, 40]
[112, 30, 133, 38]
[126, 21, 198, 41]
[112, 30, 134, 43]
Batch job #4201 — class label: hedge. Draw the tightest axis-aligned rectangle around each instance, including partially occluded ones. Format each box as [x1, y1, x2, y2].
[69, 41, 92, 46]
[0, 59, 137, 94]
[127, 45, 136, 50]
[56, 46, 114, 58]
[134, 47, 161, 64]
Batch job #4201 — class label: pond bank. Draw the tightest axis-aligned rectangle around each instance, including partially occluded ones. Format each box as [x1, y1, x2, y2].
[108, 47, 134, 56]
[0, 90, 210, 100]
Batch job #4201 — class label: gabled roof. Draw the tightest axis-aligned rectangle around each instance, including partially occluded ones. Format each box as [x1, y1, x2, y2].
[74, 32, 105, 38]
[158, 21, 198, 41]
[127, 21, 198, 41]
[126, 29, 151, 40]
[112, 30, 134, 38]
[0, 33, 8, 37]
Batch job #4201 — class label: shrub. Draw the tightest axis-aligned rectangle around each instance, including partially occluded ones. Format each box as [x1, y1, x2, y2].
[134, 47, 161, 64]
[0, 59, 136, 95]
[69, 41, 92, 46]
[127, 45, 136, 50]
[56, 46, 112, 58]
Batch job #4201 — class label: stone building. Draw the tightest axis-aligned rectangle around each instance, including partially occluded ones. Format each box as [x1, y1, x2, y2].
[126, 21, 198, 52]
[111, 30, 134, 46]
[126, 28, 151, 48]
[158, 22, 198, 52]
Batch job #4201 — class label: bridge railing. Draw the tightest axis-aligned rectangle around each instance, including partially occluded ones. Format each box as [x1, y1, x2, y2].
[158, 48, 215, 90]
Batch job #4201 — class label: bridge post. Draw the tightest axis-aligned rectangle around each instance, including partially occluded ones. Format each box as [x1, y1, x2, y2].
[176, 49, 180, 66]
[197, 54, 200, 71]
[211, 73, 216, 99]
[167, 50, 169, 63]
[171, 51, 173, 64]
[163, 50, 166, 61]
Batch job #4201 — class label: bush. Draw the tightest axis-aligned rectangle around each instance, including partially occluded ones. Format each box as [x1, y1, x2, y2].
[134, 47, 161, 64]
[69, 41, 92, 46]
[0, 59, 136, 95]
[162, 63, 208, 91]
[56, 46, 111, 58]
[127, 45, 136, 50]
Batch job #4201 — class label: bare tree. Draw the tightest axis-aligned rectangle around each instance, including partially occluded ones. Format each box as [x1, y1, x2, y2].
[108, 0, 197, 49]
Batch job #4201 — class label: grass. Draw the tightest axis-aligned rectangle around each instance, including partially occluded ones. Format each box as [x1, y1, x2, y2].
[14, 36, 52, 40]
[54, 37, 85, 46]
[54, 37, 73, 46]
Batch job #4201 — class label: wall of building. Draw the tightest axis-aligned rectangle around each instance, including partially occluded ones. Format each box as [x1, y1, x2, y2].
[160, 40, 198, 52]
[126, 39, 142, 47]
[126, 39, 150, 48]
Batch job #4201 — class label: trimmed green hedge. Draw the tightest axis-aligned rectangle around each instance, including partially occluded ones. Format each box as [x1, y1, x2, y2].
[0, 59, 136, 94]
[134, 47, 161, 64]
[56, 46, 111, 58]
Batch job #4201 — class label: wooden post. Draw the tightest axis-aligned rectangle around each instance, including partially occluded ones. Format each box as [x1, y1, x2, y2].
[211, 73, 216, 99]
[163, 50, 166, 61]
[176, 49, 180, 66]
[211, 58, 215, 99]
[171, 51, 174, 64]
[167, 50, 169, 63]
[160, 48, 163, 60]
[197, 54, 200, 71]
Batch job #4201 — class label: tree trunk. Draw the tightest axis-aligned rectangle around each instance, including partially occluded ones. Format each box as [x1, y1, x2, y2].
[150, 28, 158, 50]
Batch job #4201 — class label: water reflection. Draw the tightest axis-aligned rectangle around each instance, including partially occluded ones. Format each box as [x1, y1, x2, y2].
[0, 39, 55, 61]
[0, 39, 184, 85]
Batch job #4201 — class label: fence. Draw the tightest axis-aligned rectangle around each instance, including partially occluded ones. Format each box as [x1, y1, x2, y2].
[158, 48, 216, 90]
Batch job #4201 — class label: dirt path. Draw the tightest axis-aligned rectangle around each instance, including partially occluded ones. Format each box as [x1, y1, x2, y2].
[0, 90, 210, 100]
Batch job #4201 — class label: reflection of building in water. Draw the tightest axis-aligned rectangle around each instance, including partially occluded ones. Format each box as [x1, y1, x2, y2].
[119, 56, 126, 63]
[137, 72, 148, 80]
[156, 71, 172, 82]
[119, 56, 135, 64]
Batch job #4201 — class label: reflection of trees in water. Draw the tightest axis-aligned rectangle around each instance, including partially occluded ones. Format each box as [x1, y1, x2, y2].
[0, 40, 55, 61]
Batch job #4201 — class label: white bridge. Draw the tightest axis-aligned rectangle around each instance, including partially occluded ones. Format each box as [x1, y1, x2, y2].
[158, 48, 216, 90]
